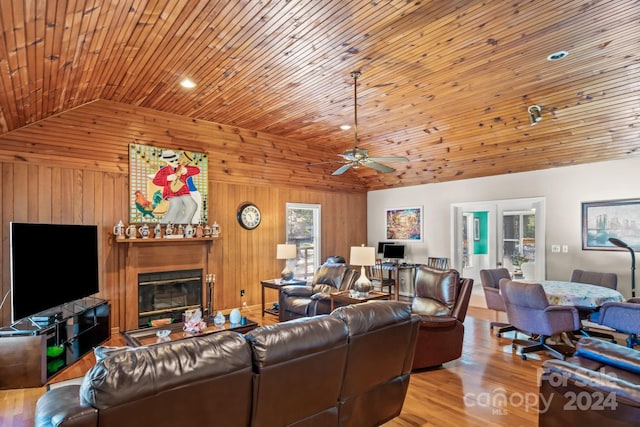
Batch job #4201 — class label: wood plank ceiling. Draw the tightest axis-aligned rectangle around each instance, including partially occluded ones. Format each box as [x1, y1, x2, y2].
[0, 0, 638, 191]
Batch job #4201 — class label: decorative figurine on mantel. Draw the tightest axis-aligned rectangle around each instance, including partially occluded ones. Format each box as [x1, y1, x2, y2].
[113, 220, 125, 240]
[154, 223, 162, 238]
[212, 221, 220, 237]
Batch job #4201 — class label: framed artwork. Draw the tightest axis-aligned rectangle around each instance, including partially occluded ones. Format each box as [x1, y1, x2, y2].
[474, 217, 480, 241]
[582, 198, 640, 250]
[129, 143, 208, 224]
[385, 207, 422, 241]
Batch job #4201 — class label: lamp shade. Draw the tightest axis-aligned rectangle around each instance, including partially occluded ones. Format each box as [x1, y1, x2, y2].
[276, 244, 297, 259]
[350, 245, 376, 266]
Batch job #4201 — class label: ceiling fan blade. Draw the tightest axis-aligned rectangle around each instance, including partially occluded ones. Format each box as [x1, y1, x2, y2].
[306, 160, 345, 166]
[332, 163, 354, 175]
[363, 161, 396, 173]
[367, 156, 409, 163]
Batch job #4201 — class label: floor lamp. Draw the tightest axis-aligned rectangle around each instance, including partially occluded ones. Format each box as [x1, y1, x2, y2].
[608, 237, 636, 297]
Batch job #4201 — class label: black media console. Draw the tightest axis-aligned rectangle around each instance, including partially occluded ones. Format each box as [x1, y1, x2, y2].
[0, 297, 110, 389]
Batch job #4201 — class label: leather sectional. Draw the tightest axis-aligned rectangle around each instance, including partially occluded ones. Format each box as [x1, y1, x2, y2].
[35, 300, 419, 427]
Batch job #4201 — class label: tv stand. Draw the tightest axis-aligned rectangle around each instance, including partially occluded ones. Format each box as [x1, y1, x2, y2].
[0, 297, 110, 389]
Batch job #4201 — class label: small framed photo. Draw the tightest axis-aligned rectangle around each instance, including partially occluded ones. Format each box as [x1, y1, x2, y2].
[582, 198, 640, 250]
[385, 206, 423, 242]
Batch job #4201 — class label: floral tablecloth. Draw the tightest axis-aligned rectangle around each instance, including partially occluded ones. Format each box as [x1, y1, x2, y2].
[539, 280, 624, 308]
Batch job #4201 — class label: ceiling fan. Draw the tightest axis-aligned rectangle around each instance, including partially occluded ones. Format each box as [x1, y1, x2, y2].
[310, 71, 409, 176]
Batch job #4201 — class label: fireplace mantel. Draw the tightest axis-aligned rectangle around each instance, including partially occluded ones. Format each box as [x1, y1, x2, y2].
[116, 237, 218, 331]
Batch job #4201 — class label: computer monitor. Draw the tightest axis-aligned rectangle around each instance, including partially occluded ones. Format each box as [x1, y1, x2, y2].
[377, 241, 394, 254]
[383, 244, 405, 260]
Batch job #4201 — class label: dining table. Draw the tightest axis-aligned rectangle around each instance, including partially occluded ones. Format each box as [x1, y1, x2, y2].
[536, 280, 624, 309]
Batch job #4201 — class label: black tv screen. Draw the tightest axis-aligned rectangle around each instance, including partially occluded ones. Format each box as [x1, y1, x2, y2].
[377, 241, 394, 254]
[10, 223, 100, 322]
[383, 244, 405, 259]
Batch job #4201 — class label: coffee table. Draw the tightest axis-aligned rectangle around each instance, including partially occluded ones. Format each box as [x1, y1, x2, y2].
[124, 316, 258, 347]
[330, 290, 390, 311]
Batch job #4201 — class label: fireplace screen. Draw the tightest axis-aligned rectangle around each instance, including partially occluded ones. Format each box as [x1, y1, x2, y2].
[138, 269, 202, 327]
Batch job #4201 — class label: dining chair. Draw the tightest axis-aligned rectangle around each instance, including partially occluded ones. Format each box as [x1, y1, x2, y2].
[594, 300, 640, 348]
[368, 259, 396, 296]
[426, 257, 448, 269]
[569, 269, 618, 342]
[479, 268, 516, 337]
[570, 269, 617, 289]
[499, 278, 581, 360]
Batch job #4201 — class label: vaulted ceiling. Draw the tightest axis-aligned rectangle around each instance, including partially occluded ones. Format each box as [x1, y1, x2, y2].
[0, 0, 638, 190]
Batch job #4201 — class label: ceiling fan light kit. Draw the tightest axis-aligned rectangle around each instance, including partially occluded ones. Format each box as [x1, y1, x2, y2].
[310, 71, 409, 175]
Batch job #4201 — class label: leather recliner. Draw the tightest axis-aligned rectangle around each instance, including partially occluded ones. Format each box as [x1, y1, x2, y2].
[410, 266, 474, 370]
[279, 262, 359, 321]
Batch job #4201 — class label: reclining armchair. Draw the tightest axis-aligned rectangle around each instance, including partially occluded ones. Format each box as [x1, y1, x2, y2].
[410, 266, 473, 370]
[279, 262, 359, 321]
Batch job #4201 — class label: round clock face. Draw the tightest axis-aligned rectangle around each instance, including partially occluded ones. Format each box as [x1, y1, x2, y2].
[238, 203, 261, 230]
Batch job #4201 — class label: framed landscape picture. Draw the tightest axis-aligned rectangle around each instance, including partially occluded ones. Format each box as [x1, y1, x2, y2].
[385, 206, 423, 241]
[581, 198, 640, 250]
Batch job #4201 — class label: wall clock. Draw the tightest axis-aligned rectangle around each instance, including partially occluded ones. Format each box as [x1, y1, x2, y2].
[237, 202, 262, 230]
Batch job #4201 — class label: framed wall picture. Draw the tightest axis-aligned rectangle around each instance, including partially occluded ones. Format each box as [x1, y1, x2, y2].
[385, 206, 423, 241]
[582, 198, 640, 250]
[129, 143, 209, 224]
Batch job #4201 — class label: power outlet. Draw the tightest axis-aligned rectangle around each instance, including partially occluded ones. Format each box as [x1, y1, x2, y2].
[240, 289, 245, 297]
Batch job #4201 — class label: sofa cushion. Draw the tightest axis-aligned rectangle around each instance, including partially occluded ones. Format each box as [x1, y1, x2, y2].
[80, 331, 252, 409]
[314, 264, 350, 289]
[572, 337, 640, 375]
[412, 267, 460, 315]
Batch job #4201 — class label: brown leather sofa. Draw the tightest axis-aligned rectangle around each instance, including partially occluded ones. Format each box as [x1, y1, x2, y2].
[35, 301, 419, 427]
[539, 337, 640, 427]
[410, 266, 474, 370]
[279, 262, 359, 321]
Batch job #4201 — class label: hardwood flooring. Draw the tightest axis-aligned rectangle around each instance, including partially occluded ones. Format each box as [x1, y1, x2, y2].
[0, 306, 580, 426]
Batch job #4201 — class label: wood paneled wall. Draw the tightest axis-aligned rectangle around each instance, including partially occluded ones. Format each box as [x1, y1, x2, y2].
[0, 101, 367, 329]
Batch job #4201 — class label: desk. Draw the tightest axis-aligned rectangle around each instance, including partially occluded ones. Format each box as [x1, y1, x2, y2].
[260, 279, 306, 317]
[380, 263, 421, 300]
[537, 280, 624, 308]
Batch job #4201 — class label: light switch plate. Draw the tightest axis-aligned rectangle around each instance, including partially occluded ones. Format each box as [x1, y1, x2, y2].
[551, 245, 560, 253]
[562, 245, 569, 253]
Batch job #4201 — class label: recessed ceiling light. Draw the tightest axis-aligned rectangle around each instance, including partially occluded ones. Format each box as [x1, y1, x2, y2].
[547, 51, 568, 61]
[340, 124, 351, 130]
[180, 78, 196, 89]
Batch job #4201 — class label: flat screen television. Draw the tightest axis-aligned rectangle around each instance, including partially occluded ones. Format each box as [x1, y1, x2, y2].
[10, 222, 100, 322]
[377, 241, 394, 254]
[383, 244, 405, 260]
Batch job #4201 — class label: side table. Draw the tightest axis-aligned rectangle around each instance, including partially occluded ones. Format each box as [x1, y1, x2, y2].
[261, 278, 306, 317]
[330, 290, 390, 311]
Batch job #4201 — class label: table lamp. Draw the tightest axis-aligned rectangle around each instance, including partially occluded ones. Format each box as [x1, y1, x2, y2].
[276, 244, 297, 281]
[350, 244, 376, 296]
[608, 237, 636, 297]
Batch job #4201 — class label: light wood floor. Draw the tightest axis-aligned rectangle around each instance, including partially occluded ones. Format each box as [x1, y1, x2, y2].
[0, 306, 585, 426]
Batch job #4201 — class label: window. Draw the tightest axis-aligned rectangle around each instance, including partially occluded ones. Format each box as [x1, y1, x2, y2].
[286, 203, 321, 280]
[503, 211, 535, 266]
